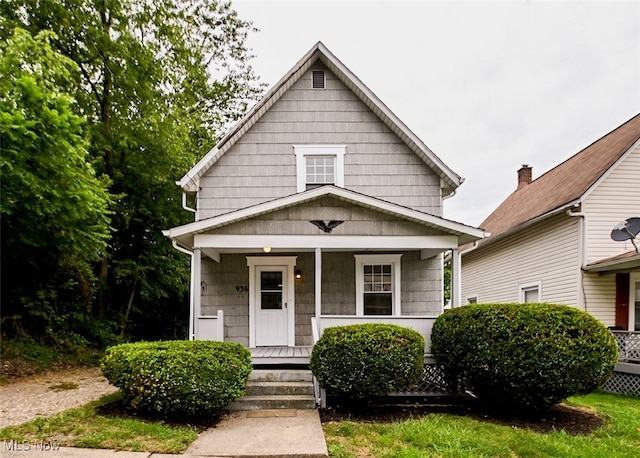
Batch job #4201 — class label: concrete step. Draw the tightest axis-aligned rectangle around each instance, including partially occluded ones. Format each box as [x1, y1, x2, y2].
[249, 369, 313, 382]
[227, 395, 316, 411]
[245, 380, 315, 396]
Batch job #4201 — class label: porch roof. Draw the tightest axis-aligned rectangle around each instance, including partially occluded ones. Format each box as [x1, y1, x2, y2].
[163, 186, 488, 251]
[584, 250, 640, 273]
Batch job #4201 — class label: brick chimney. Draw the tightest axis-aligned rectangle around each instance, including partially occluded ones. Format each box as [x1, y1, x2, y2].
[517, 164, 532, 190]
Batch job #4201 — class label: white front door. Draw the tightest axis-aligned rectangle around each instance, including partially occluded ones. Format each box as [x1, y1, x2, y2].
[255, 266, 289, 346]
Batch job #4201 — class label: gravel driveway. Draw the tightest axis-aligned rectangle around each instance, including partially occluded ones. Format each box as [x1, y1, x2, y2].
[0, 367, 118, 428]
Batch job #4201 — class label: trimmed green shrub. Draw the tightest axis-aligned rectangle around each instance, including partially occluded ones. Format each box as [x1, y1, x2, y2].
[431, 303, 618, 410]
[101, 340, 252, 417]
[310, 323, 425, 397]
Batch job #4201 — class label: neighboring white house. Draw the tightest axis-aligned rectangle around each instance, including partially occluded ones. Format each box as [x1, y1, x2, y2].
[163, 42, 485, 349]
[460, 114, 640, 330]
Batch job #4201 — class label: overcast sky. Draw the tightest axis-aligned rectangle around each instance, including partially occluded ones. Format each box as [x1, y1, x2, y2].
[232, 0, 639, 227]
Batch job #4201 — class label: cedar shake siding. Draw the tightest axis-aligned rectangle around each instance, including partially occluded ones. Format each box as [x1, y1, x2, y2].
[202, 250, 442, 346]
[197, 64, 442, 219]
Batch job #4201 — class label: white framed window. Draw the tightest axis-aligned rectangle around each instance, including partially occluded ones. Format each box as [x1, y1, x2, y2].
[294, 145, 345, 192]
[519, 281, 541, 303]
[355, 254, 402, 316]
[466, 295, 478, 304]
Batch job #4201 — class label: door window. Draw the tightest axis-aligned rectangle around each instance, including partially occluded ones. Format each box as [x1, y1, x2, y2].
[260, 271, 283, 310]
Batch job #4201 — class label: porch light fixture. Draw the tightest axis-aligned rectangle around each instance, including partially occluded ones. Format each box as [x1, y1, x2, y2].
[295, 269, 302, 280]
[263, 246, 272, 253]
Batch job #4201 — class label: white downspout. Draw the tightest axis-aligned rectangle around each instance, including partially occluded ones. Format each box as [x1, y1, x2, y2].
[181, 192, 197, 214]
[566, 207, 587, 311]
[172, 240, 196, 340]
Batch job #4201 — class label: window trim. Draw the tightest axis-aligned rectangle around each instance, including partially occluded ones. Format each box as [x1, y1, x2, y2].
[354, 254, 402, 316]
[519, 281, 542, 303]
[294, 145, 345, 192]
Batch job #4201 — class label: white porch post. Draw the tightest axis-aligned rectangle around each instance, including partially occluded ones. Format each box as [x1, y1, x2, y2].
[315, 247, 322, 321]
[193, 247, 202, 339]
[451, 248, 461, 307]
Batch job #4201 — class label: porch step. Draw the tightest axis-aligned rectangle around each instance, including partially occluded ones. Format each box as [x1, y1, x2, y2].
[249, 369, 314, 382]
[227, 369, 316, 410]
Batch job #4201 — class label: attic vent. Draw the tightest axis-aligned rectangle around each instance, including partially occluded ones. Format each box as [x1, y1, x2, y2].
[312, 70, 325, 89]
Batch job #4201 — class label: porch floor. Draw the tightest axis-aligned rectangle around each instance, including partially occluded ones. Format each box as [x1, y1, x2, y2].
[250, 346, 312, 365]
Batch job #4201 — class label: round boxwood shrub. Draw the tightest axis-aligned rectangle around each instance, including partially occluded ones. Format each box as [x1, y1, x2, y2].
[101, 340, 252, 417]
[310, 323, 425, 398]
[431, 303, 618, 410]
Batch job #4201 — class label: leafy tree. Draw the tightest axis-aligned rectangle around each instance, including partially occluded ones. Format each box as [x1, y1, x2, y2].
[0, 1, 262, 342]
[0, 28, 112, 343]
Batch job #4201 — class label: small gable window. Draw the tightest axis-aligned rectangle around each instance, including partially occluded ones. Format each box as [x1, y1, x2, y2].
[294, 145, 345, 192]
[306, 155, 335, 189]
[312, 70, 325, 89]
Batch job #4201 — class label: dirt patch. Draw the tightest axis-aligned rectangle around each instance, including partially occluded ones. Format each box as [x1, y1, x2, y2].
[320, 399, 604, 435]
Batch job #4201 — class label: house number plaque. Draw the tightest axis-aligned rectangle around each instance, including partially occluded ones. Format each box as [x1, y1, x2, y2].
[235, 285, 249, 292]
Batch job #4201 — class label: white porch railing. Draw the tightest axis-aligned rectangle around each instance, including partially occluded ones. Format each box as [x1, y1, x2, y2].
[313, 315, 438, 353]
[611, 331, 640, 363]
[311, 315, 438, 407]
[196, 310, 224, 341]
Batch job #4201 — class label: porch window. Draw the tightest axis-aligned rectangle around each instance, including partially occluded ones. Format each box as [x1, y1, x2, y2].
[519, 281, 541, 303]
[355, 254, 402, 315]
[294, 145, 345, 192]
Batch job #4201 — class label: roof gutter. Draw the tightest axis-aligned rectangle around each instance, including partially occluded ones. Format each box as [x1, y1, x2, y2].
[462, 198, 582, 256]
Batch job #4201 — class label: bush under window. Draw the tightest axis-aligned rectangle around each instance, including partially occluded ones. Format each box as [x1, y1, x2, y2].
[310, 323, 424, 398]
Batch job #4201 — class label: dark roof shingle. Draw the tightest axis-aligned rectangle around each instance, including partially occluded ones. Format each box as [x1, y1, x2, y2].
[478, 114, 640, 239]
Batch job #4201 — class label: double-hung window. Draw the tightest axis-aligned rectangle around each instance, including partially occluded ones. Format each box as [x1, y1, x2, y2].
[294, 145, 345, 192]
[355, 254, 402, 315]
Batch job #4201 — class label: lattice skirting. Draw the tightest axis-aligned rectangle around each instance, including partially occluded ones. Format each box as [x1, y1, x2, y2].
[392, 363, 450, 396]
[602, 371, 640, 397]
[392, 364, 640, 398]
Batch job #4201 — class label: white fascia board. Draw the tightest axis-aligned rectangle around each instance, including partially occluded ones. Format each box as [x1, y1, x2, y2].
[316, 42, 462, 190]
[165, 186, 486, 242]
[177, 45, 321, 191]
[194, 234, 459, 250]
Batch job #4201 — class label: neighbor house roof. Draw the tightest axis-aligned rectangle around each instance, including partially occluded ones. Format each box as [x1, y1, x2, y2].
[178, 41, 463, 196]
[472, 114, 640, 247]
[163, 185, 488, 249]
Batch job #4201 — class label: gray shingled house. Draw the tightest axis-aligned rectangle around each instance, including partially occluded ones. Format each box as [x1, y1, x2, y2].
[163, 42, 485, 359]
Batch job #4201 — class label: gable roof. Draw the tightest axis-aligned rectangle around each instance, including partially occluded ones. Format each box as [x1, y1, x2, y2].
[178, 41, 463, 195]
[163, 185, 487, 249]
[474, 114, 640, 244]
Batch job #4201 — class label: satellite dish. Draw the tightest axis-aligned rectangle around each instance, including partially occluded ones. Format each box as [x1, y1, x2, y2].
[611, 217, 640, 252]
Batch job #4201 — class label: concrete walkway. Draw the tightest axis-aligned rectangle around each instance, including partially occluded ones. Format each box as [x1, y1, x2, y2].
[1, 409, 328, 458]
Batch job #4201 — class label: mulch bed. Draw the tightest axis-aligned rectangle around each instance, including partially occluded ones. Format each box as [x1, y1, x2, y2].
[319, 398, 604, 435]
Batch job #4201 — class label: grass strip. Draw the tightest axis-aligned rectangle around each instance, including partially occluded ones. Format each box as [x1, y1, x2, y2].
[323, 391, 640, 458]
[0, 392, 199, 454]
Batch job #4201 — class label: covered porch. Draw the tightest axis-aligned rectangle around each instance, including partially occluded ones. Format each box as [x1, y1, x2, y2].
[163, 187, 487, 353]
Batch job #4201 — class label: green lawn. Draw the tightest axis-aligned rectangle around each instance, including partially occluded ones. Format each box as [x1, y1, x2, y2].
[323, 392, 640, 458]
[1, 390, 637, 456]
[0, 392, 198, 454]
